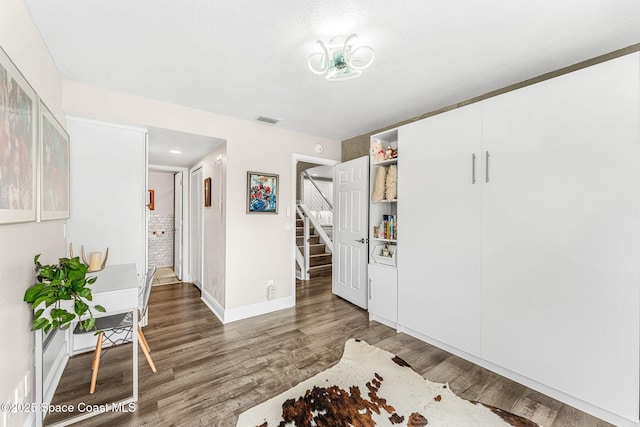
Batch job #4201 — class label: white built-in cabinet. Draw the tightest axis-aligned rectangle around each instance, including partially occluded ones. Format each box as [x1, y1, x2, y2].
[398, 103, 482, 355]
[395, 52, 640, 425]
[368, 129, 398, 327]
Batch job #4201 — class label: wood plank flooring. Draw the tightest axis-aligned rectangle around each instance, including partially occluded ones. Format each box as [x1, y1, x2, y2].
[46, 275, 614, 427]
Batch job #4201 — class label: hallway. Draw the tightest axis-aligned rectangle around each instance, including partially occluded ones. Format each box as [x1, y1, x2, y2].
[152, 267, 182, 286]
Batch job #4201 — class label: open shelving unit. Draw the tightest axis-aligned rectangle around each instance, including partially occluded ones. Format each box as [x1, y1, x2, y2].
[367, 128, 398, 328]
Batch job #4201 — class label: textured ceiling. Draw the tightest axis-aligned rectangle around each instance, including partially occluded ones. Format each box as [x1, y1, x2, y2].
[24, 0, 640, 143]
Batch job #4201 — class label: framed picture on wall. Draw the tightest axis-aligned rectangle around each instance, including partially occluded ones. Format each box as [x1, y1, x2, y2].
[39, 101, 70, 221]
[0, 46, 38, 224]
[246, 171, 278, 214]
[204, 177, 211, 207]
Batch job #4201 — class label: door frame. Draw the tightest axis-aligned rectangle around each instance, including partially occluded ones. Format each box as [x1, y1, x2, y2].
[148, 164, 190, 282]
[291, 154, 340, 303]
[189, 165, 204, 289]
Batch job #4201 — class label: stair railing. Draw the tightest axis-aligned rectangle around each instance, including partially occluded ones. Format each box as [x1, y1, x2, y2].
[302, 170, 333, 210]
[296, 172, 333, 280]
[298, 203, 333, 253]
[295, 205, 310, 280]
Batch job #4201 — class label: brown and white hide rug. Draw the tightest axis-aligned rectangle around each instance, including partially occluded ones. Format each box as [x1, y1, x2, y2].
[237, 339, 541, 427]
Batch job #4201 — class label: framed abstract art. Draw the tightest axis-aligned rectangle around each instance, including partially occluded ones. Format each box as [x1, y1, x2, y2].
[0, 47, 38, 224]
[247, 171, 278, 214]
[39, 101, 70, 221]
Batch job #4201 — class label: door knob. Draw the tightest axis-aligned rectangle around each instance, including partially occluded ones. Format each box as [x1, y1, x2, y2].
[355, 238, 368, 244]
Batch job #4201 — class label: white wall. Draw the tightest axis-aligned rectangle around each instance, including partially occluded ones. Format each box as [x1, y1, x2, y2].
[0, 0, 65, 424]
[61, 81, 341, 318]
[148, 171, 174, 216]
[201, 144, 226, 308]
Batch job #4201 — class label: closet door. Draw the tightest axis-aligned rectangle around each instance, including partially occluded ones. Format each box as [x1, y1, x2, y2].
[398, 103, 482, 355]
[190, 167, 203, 289]
[481, 53, 640, 420]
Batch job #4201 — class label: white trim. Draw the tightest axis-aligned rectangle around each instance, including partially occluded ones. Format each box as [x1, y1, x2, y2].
[396, 324, 640, 427]
[65, 115, 148, 133]
[201, 289, 225, 323]
[201, 291, 294, 324]
[224, 296, 294, 323]
[368, 314, 397, 330]
[291, 154, 340, 301]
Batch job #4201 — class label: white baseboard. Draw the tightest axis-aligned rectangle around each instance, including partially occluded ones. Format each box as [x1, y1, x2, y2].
[201, 290, 225, 323]
[368, 314, 398, 330]
[397, 325, 639, 427]
[201, 290, 294, 324]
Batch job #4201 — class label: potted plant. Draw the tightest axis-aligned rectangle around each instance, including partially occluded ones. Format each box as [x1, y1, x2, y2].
[23, 255, 106, 332]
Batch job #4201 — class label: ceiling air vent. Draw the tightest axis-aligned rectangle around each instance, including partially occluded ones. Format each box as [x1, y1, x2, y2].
[256, 115, 280, 125]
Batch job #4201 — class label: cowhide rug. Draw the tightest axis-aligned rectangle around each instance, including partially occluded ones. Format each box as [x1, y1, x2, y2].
[237, 339, 541, 427]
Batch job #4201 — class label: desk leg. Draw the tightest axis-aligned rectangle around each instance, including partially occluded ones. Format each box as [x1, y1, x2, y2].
[133, 309, 138, 401]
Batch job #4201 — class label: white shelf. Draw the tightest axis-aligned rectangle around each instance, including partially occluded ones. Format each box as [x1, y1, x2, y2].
[371, 158, 398, 166]
[371, 237, 397, 243]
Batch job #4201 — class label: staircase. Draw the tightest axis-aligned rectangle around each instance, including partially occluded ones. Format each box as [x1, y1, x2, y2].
[296, 212, 332, 278]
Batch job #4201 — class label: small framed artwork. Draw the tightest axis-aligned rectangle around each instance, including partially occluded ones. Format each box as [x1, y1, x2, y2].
[247, 171, 278, 214]
[39, 101, 70, 221]
[0, 46, 38, 224]
[148, 190, 155, 210]
[204, 177, 211, 207]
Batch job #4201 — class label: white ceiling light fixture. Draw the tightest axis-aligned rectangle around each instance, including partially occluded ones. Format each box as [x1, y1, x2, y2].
[308, 33, 374, 81]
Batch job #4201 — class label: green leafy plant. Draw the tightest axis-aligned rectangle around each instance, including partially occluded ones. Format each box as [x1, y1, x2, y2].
[24, 255, 106, 332]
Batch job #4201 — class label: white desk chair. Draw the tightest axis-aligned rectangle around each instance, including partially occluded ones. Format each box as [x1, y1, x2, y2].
[74, 265, 158, 393]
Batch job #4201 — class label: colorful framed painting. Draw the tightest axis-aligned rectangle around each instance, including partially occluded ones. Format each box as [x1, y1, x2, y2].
[39, 102, 70, 221]
[247, 171, 278, 214]
[0, 47, 38, 224]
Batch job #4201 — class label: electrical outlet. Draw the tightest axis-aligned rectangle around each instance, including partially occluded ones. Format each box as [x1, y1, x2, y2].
[266, 281, 275, 300]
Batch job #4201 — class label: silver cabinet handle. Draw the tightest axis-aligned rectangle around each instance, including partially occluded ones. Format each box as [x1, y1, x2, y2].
[368, 277, 372, 300]
[485, 151, 490, 183]
[472, 153, 476, 184]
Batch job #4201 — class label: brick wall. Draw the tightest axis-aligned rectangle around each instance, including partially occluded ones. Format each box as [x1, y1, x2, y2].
[148, 214, 174, 268]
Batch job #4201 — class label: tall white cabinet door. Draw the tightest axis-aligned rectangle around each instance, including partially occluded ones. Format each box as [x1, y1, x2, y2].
[67, 118, 147, 274]
[481, 53, 640, 421]
[398, 103, 482, 355]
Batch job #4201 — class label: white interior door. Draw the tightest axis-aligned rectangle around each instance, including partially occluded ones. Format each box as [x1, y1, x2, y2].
[190, 167, 203, 289]
[174, 171, 183, 280]
[333, 156, 369, 309]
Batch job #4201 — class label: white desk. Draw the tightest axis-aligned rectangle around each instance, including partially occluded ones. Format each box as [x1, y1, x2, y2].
[35, 263, 140, 427]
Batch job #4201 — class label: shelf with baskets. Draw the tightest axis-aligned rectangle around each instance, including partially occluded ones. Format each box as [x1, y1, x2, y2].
[369, 129, 398, 268]
[368, 128, 399, 328]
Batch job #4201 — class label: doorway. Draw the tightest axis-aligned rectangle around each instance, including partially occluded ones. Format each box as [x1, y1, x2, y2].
[292, 154, 340, 302]
[148, 165, 188, 285]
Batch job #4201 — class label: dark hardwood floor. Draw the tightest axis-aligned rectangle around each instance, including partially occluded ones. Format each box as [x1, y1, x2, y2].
[46, 275, 614, 427]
